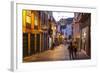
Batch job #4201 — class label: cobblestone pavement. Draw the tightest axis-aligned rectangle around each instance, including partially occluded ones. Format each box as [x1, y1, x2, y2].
[23, 44, 90, 62]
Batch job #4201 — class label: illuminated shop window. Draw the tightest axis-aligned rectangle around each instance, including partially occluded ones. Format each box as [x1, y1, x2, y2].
[26, 16, 31, 24]
[26, 10, 31, 29]
[34, 16, 38, 30]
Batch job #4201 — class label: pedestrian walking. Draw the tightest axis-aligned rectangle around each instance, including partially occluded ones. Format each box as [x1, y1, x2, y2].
[51, 42, 55, 50]
[67, 36, 74, 60]
[68, 41, 74, 60]
[73, 40, 78, 59]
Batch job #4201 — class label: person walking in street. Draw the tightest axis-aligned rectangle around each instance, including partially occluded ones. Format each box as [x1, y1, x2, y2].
[68, 41, 74, 60]
[73, 40, 78, 59]
[67, 36, 74, 60]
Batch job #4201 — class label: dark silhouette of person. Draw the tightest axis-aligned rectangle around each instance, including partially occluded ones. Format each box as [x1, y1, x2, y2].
[51, 42, 55, 50]
[67, 35, 74, 60]
[68, 41, 74, 60]
[73, 41, 78, 59]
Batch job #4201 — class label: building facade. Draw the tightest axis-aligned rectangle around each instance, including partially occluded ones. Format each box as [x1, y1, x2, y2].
[73, 13, 91, 57]
[22, 10, 55, 58]
[73, 13, 81, 51]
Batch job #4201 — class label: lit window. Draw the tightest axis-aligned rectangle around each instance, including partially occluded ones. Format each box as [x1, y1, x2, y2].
[26, 16, 31, 24]
[34, 16, 38, 26]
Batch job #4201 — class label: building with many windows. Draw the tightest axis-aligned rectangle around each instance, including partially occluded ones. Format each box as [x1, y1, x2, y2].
[73, 13, 91, 57]
[22, 10, 56, 58]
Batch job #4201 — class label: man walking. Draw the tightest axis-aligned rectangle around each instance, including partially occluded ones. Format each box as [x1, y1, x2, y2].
[67, 36, 74, 60]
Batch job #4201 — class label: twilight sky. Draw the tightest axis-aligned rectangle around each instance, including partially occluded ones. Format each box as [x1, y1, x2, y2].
[53, 12, 74, 21]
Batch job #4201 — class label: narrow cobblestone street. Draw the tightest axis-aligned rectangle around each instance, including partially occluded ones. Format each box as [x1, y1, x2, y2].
[22, 10, 91, 62]
[24, 44, 89, 62]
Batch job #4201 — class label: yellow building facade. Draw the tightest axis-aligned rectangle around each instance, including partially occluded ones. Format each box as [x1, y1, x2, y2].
[22, 10, 49, 58]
